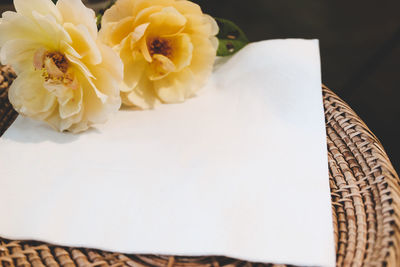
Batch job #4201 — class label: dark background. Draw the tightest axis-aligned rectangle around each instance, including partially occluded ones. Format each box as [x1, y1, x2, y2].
[1, 0, 400, 172]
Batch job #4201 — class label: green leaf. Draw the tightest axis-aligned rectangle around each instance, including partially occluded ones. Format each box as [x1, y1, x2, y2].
[215, 18, 249, 57]
[96, 14, 103, 29]
[96, 0, 116, 29]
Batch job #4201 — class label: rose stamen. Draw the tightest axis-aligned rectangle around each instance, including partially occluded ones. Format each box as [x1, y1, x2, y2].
[45, 51, 69, 73]
[33, 49, 78, 90]
[149, 38, 171, 57]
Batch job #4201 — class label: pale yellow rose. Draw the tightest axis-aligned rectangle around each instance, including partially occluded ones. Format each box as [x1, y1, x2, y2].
[0, 0, 123, 133]
[99, 0, 218, 109]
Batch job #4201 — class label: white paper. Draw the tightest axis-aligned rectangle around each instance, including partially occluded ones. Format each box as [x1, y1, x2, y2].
[0, 39, 335, 267]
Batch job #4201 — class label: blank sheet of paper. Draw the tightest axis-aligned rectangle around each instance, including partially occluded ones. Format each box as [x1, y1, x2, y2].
[0, 39, 335, 267]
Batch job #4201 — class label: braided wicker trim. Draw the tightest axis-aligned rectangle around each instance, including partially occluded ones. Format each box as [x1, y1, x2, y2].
[0, 66, 399, 266]
[324, 86, 400, 266]
[0, 65, 17, 137]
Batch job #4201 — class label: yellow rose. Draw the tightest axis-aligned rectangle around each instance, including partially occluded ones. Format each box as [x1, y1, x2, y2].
[99, 0, 218, 109]
[0, 0, 123, 133]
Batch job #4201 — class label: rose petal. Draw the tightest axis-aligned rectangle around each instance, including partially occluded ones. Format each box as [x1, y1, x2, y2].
[132, 0, 174, 15]
[8, 71, 56, 116]
[59, 109, 84, 131]
[45, 102, 83, 132]
[1, 11, 19, 21]
[79, 73, 117, 124]
[133, 6, 162, 26]
[109, 16, 135, 46]
[205, 15, 219, 36]
[60, 40, 82, 59]
[0, 39, 41, 73]
[0, 12, 52, 47]
[90, 67, 121, 110]
[186, 34, 216, 80]
[183, 14, 218, 37]
[130, 23, 150, 45]
[64, 23, 102, 65]
[101, 0, 135, 24]
[123, 75, 159, 109]
[154, 68, 196, 103]
[14, 0, 62, 22]
[148, 54, 175, 80]
[147, 7, 187, 36]
[33, 47, 47, 70]
[31, 11, 72, 49]
[139, 37, 152, 62]
[97, 42, 124, 82]
[120, 44, 146, 89]
[43, 82, 73, 105]
[210, 36, 219, 51]
[173, 1, 202, 15]
[56, 0, 98, 39]
[66, 54, 95, 79]
[68, 120, 89, 133]
[66, 55, 108, 104]
[59, 85, 83, 119]
[164, 33, 193, 71]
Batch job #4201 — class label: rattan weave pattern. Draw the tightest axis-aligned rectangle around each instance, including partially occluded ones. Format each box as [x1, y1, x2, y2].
[0, 65, 17, 136]
[0, 66, 399, 267]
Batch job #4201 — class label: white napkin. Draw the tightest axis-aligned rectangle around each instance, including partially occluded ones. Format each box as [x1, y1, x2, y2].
[0, 39, 335, 267]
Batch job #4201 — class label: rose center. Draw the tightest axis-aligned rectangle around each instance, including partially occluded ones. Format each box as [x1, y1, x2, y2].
[149, 38, 171, 57]
[33, 48, 78, 90]
[45, 51, 69, 73]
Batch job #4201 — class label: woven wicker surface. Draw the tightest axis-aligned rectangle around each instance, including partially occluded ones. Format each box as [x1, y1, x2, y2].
[0, 65, 399, 267]
[0, 65, 17, 136]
